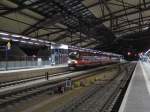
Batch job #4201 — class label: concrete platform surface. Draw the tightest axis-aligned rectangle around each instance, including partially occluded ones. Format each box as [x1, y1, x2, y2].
[0, 64, 68, 82]
[0, 64, 67, 73]
[119, 61, 150, 112]
[0, 65, 113, 94]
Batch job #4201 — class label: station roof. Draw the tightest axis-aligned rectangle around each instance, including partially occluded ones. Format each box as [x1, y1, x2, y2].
[0, 0, 150, 53]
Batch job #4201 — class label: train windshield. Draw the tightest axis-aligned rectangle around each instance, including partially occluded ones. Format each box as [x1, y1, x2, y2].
[69, 52, 80, 59]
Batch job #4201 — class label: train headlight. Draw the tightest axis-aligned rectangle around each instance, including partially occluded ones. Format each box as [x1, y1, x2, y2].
[68, 60, 72, 64]
[73, 60, 78, 64]
[68, 60, 78, 64]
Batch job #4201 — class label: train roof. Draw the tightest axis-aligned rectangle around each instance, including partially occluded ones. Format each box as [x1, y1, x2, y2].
[69, 45, 122, 57]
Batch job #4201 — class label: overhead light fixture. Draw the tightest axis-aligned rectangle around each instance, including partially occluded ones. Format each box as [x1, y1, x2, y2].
[45, 40, 50, 43]
[20, 40, 27, 43]
[31, 38, 37, 41]
[28, 41, 33, 44]
[0, 32, 9, 35]
[11, 34, 21, 38]
[1, 37, 10, 40]
[39, 39, 44, 42]
[59, 44, 68, 49]
[51, 42, 55, 44]
[143, 26, 149, 30]
[34, 42, 39, 45]
[28, 42, 33, 44]
[12, 39, 19, 42]
[22, 36, 29, 39]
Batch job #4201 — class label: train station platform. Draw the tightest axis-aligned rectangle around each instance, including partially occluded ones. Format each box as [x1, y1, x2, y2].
[0, 64, 67, 73]
[0, 64, 68, 82]
[119, 61, 150, 112]
[0, 60, 67, 71]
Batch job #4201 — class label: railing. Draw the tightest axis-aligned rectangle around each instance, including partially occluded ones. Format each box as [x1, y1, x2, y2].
[0, 54, 68, 71]
[0, 60, 51, 71]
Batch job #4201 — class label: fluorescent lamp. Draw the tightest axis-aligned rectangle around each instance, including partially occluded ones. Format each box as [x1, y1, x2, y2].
[0, 32, 9, 35]
[34, 43, 39, 45]
[20, 40, 26, 43]
[22, 36, 29, 39]
[39, 39, 44, 42]
[143, 27, 149, 30]
[1, 37, 10, 40]
[60, 44, 68, 49]
[31, 38, 37, 41]
[28, 41, 33, 44]
[11, 34, 21, 37]
[51, 42, 56, 45]
[45, 41, 50, 43]
[12, 39, 19, 42]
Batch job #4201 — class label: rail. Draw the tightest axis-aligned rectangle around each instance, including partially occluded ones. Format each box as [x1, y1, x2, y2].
[0, 63, 130, 111]
[54, 63, 136, 112]
[0, 71, 71, 88]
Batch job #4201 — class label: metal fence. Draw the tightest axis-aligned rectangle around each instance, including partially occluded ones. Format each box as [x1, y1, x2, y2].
[0, 60, 50, 71]
[0, 54, 68, 71]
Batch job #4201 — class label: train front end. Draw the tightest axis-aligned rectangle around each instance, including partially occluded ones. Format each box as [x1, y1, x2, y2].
[68, 51, 80, 70]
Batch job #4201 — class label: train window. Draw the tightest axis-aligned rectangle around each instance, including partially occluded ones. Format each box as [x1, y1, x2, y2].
[69, 52, 80, 59]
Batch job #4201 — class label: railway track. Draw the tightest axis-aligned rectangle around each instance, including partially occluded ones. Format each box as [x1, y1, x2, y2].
[0, 67, 101, 109]
[100, 64, 135, 112]
[0, 78, 69, 111]
[0, 63, 115, 89]
[0, 63, 129, 111]
[55, 63, 136, 112]
[0, 80, 66, 108]
[0, 71, 73, 110]
[0, 71, 72, 88]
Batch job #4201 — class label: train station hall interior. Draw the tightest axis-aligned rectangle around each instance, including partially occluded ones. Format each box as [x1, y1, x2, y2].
[0, 0, 150, 112]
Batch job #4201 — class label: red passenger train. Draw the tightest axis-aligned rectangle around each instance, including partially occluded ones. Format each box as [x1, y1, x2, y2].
[68, 46, 124, 70]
